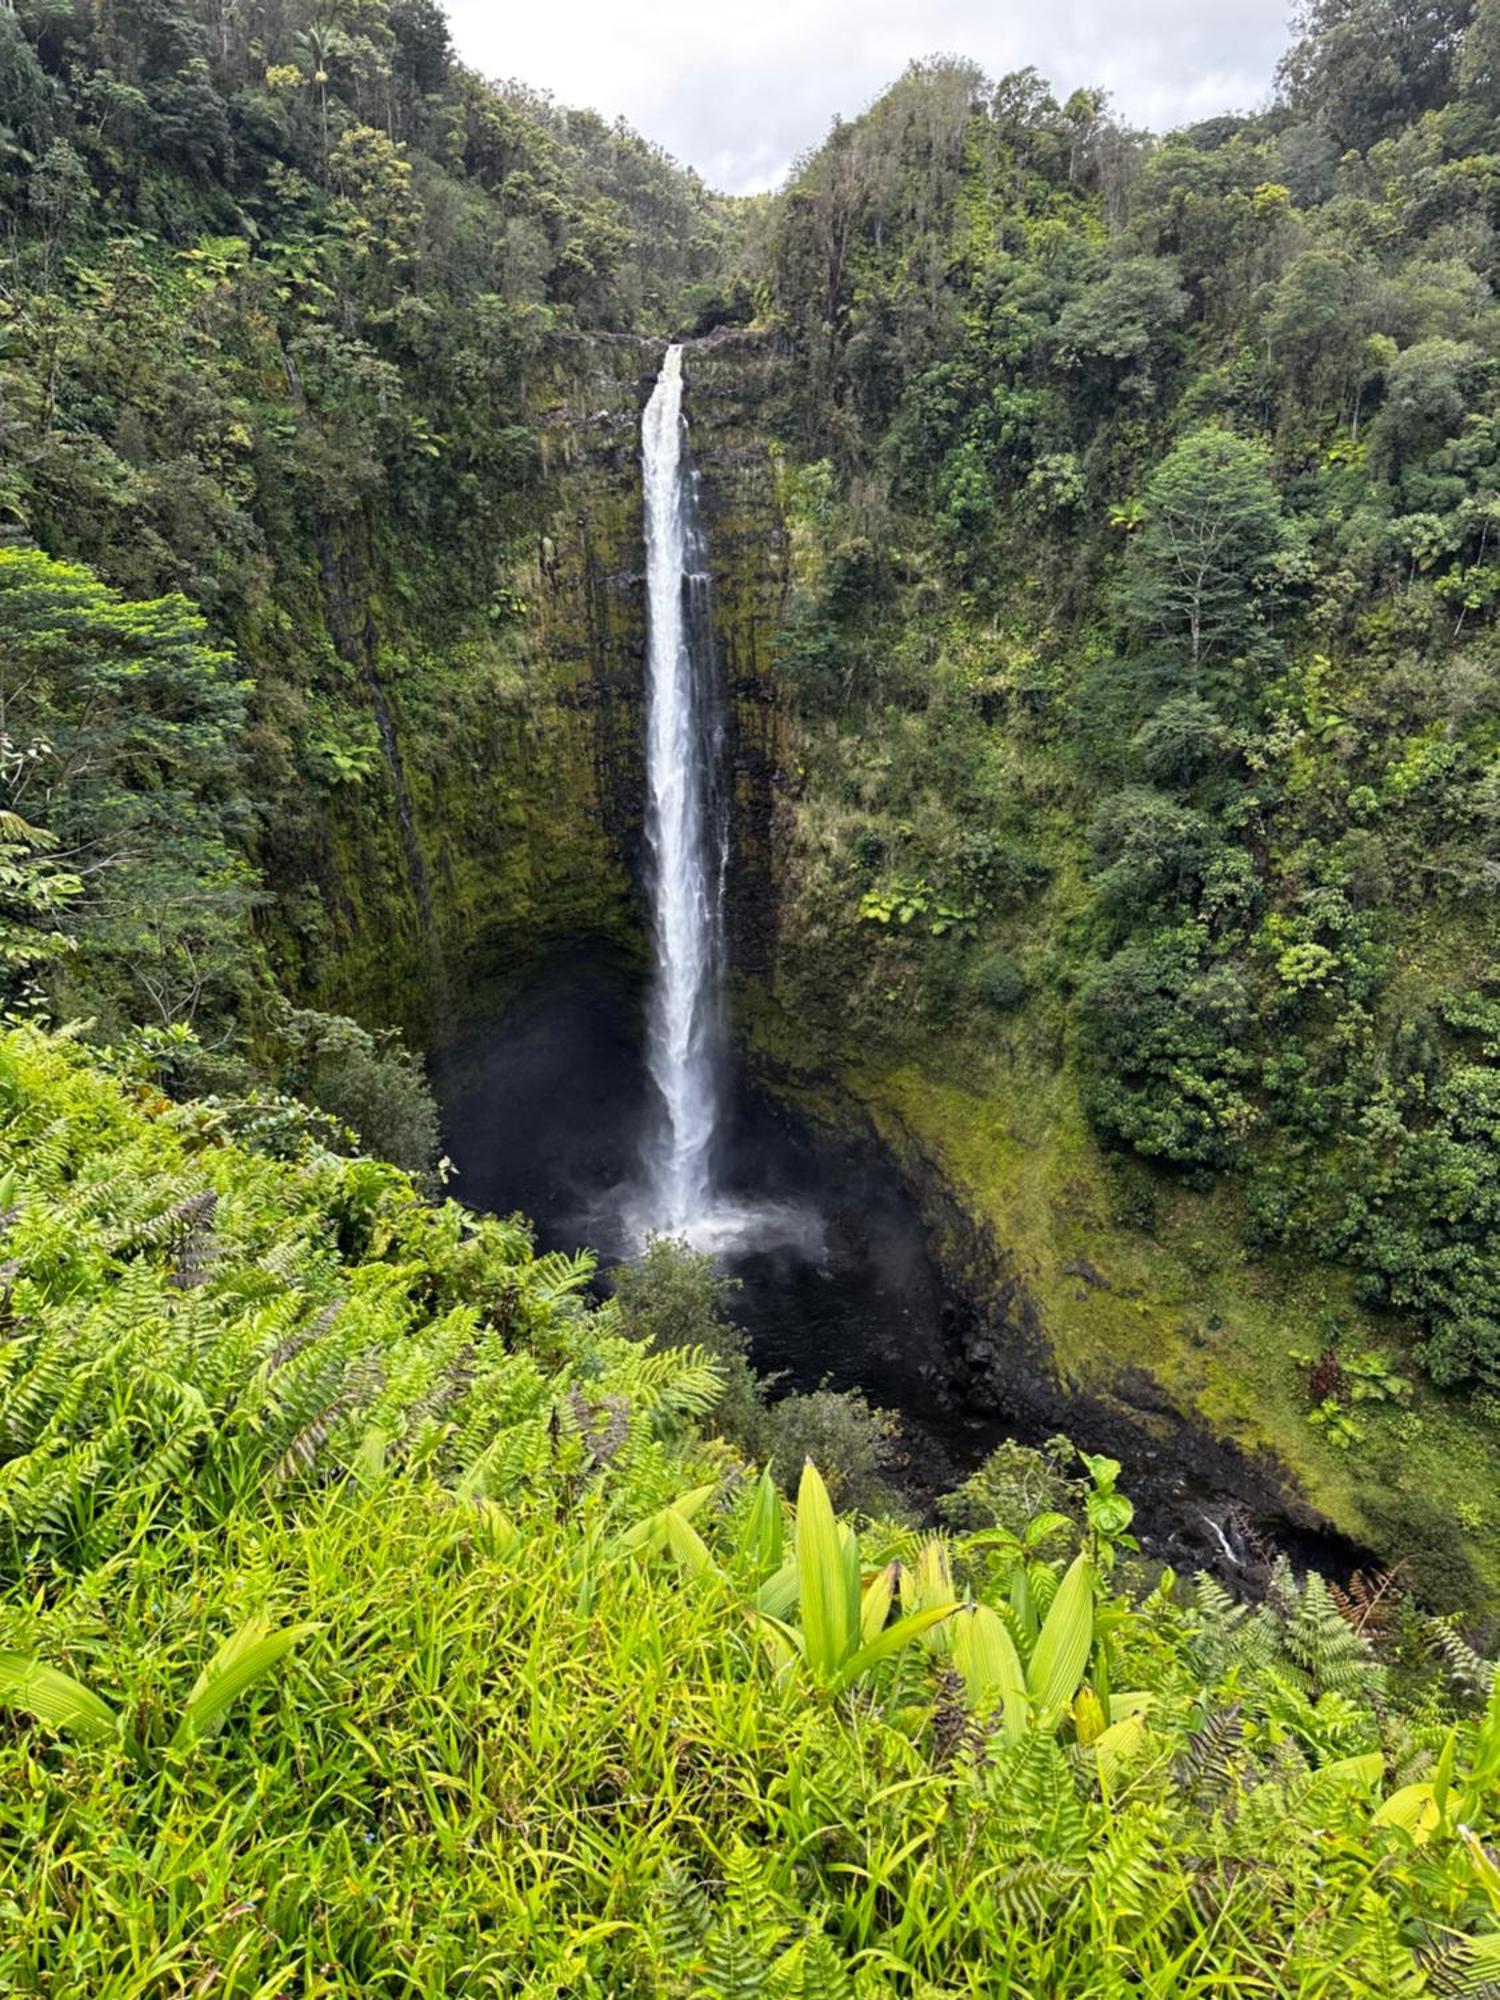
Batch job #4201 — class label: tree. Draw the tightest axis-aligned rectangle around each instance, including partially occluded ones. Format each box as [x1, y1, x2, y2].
[1052, 256, 1188, 393]
[1078, 925, 1255, 1170]
[0, 548, 252, 1024]
[1121, 428, 1292, 679]
[1278, 0, 1475, 152]
[0, 809, 81, 1005]
[1369, 337, 1485, 483]
[1088, 787, 1218, 915]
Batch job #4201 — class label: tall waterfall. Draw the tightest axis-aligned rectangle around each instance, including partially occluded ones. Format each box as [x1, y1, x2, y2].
[640, 343, 727, 1237]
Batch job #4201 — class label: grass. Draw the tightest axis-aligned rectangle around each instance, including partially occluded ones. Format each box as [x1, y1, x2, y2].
[0, 1025, 1497, 1996]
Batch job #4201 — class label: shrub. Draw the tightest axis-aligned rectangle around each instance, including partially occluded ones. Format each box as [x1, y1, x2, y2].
[969, 946, 1027, 1013]
[612, 1236, 767, 1449]
[276, 1004, 440, 1174]
[762, 1385, 902, 1514]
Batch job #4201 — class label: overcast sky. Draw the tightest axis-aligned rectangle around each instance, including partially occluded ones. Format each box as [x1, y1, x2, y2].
[444, 1, 1297, 195]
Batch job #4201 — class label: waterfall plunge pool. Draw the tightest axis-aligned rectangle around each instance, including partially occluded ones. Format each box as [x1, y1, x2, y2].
[428, 949, 1376, 1583]
[431, 949, 1007, 1498]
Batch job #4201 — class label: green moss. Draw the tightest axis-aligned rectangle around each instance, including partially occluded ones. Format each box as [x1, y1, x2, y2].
[739, 982, 1499, 1608]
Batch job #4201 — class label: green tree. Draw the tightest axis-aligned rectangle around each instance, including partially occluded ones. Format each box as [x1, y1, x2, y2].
[1278, 0, 1475, 152]
[0, 548, 253, 1024]
[1121, 428, 1292, 679]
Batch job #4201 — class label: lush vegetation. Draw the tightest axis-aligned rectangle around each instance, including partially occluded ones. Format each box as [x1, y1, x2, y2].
[745, 5, 1500, 1581]
[0, 1026, 1496, 1995]
[2, 0, 1500, 1981]
[0, 0, 734, 1044]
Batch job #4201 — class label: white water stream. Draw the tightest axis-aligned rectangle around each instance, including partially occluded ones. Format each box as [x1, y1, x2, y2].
[640, 344, 727, 1237]
[633, 345, 823, 1259]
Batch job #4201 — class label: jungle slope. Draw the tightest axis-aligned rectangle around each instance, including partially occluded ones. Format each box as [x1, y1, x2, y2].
[4, 0, 1500, 1607]
[742, 23, 1500, 1607]
[1, 1022, 1498, 1997]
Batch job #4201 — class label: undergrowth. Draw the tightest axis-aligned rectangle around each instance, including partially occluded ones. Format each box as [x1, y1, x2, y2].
[0, 1026, 1496, 1996]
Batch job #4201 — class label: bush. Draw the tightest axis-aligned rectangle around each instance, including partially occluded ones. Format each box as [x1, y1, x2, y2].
[1077, 924, 1254, 1169]
[762, 1385, 902, 1515]
[969, 947, 1027, 1013]
[277, 1005, 441, 1174]
[611, 1237, 767, 1450]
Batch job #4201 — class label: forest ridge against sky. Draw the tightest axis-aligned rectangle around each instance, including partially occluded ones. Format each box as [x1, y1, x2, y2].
[444, 0, 1297, 193]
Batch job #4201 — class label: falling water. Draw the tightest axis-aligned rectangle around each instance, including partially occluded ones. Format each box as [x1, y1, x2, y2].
[640, 343, 727, 1237]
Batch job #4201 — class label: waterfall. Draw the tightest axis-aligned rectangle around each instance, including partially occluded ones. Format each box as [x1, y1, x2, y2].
[640, 343, 727, 1237]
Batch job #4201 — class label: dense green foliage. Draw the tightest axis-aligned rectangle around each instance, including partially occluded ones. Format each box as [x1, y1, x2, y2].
[1, 6, 1500, 1980]
[611, 1238, 901, 1513]
[758, 9, 1500, 1408]
[0, 0, 732, 1041]
[1, 1027, 1496, 1994]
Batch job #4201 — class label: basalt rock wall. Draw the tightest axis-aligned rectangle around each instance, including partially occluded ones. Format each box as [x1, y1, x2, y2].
[300, 328, 795, 1038]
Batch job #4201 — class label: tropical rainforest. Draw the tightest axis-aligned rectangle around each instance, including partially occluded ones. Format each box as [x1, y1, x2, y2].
[1, 0, 1499, 1991]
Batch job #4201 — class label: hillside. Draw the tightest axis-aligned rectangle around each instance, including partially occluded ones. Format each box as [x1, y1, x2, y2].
[0, 1023, 1497, 1993]
[1, 0, 1500, 1983]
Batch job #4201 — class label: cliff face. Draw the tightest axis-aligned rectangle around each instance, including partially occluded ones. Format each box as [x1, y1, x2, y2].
[299, 329, 796, 1037]
[682, 333, 797, 977]
[294, 326, 1491, 1604]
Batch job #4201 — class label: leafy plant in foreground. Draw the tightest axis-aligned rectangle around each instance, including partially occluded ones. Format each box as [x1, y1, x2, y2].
[0, 1614, 317, 1760]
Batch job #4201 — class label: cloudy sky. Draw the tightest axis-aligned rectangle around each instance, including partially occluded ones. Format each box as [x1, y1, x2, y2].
[444, 0, 1297, 195]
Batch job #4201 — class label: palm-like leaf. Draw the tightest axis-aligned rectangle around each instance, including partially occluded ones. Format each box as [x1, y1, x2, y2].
[172, 1617, 318, 1749]
[0, 1652, 117, 1743]
[952, 1603, 1029, 1742]
[1026, 1553, 1094, 1717]
[834, 1607, 952, 1694]
[795, 1461, 856, 1683]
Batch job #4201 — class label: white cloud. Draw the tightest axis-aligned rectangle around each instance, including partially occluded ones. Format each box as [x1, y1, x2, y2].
[443, 0, 1295, 194]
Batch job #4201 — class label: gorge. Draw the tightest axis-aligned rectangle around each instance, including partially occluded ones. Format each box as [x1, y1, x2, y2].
[2, 2, 1499, 1985]
[429, 333, 1381, 1577]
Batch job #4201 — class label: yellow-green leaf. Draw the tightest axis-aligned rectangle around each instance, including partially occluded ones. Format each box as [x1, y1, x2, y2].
[173, 1618, 319, 1750]
[952, 1603, 1028, 1742]
[1026, 1554, 1094, 1717]
[0, 1653, 117, 1743]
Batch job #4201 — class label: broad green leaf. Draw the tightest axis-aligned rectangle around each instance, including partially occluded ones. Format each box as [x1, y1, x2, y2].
[1459, 1828, 1500, 1904]
[834, 1607, 952, 1693]
[1010, 1565, 1037, 1646]
[795, 1462, 852, 1682]
[1092, 1711, 1148, 1789]
[1074, 1686, 1106, 1745]
[754, 1561, 799, 1622]
[173, 1618, 319, 1750]
[1316, 1751, 1385, 1789]
[352, 1424, 390, 1487]
[747, 1610, 802, 1674]
[1372, 1782, 1438, 1838]
[739, 1464, 783, 1576]
[1022, 1512, 1073, 1549]
[1026, 1553, 1094, 1716]
[671, 1483, 718, 1523]
[0, 1653, 117, 1743]
[860, 1560, 899, 1646]
[952, 1603, 1028, 1742]
[901, 1540, 956, 1656]
[474, 1500, 520, 1560]
[664, 1507, 719, 1579]
[1109, 1691, 1156, 1723]
[1432, 1725, 1458, 1824]
[612, 1485, 716, 1559]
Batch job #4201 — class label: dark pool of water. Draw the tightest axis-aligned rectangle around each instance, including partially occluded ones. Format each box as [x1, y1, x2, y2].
[430, 951, 1377, 1580]
[431, 950, 1007, 1491]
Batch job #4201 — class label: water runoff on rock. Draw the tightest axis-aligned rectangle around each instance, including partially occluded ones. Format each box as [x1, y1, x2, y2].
[633, 344, 818, 1258]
